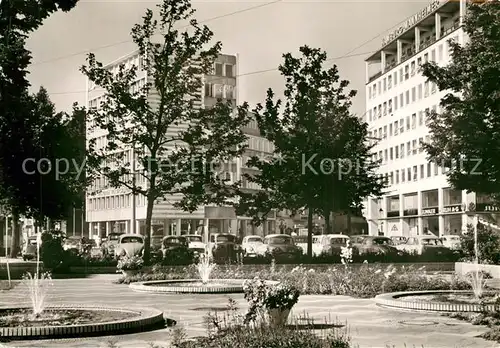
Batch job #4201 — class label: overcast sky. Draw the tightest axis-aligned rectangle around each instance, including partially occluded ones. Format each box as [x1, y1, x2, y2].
[26, 0, 429, 117]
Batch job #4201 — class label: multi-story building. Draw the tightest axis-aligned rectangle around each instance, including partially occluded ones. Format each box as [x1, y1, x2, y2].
[363, 0, 498, 237]
[86, 52, 276, 241]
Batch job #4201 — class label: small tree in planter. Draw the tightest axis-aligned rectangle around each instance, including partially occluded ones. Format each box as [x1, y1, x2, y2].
[117, 255, 144, 277]
[243, 277, 300, 328]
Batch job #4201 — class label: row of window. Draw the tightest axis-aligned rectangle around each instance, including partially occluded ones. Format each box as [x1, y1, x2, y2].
[204, 83, 235, 100]
[88, 193, 145, 211]
[381, 161, 443, 187]
[247, 135, 274, 153]
[369, 105, 437, 141]
[373, 135, 430, 164]
[368, 80, 438, 123]
[368, 36, 458, 100]
[212, 62, 234, 78]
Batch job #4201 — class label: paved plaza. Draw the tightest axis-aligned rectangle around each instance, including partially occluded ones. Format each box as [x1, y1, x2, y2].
[0, 274, 497, 348]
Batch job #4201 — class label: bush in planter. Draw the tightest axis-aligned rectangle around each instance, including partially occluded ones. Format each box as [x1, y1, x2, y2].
[243, 277, 300, 327]
[117, 255, 144, 271]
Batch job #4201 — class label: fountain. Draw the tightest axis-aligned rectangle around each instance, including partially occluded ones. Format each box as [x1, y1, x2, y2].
[0, 230, 165, 339]
[375, 224, 497, 313]
[130, 250, 247, 294]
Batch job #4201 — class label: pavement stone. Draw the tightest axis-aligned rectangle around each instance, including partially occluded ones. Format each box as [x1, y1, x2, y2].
[0, 274, 498, 348]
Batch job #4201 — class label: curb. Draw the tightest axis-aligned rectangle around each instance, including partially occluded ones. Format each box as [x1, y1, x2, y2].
[375, 290, 500, 313]
[129, 279, 245, 294]
[0, 304, 165, 340]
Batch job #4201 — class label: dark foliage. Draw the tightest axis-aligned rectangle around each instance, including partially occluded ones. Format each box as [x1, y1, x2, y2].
[460, 223, 500, 264]
[421, 1, 500, 201]
[40, 230, 65, 270]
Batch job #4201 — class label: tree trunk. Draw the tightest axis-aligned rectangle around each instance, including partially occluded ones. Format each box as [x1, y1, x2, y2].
[307, 209, 313, 258]
[9, 209, 20, 258]
[347, 211, 352, 235]
[324, 210, 331, 234]
[144, 193, 155, 265]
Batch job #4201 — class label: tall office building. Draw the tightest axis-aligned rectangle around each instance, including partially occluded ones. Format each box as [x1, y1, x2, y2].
[363, 0, 498, 237]
[86, 52, 276, 241]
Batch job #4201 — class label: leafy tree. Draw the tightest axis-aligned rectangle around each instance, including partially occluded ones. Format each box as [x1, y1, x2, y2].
[82, 0, 251, 264]
[237, 46, 384, 257]
[460, 223, 500, 265]
[421, 1, 500, 202]
[0, 0, 79, 256]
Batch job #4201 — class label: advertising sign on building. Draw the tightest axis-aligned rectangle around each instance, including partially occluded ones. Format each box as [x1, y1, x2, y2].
[442, 204, 463, 213]
[403, 208, 418, 216]
[422, 207, 438, 216]
[381, 0, 442, 47]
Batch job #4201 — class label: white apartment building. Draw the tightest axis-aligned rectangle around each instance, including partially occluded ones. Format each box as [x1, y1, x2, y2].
[363, 0, 499, 237]
[86, 52, 276, 241]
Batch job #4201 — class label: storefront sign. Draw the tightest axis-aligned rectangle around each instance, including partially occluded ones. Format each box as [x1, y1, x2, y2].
[403, 208, 418, 216]
[381, 0, 441, 47]
[475, 203, 500, 213]
[387, 211, 400, 218]
[442, 204, 462, 213]
[422, 207, 438, 216]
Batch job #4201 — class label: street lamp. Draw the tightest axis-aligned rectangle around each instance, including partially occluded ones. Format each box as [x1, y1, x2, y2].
[378, 208, 384, 236]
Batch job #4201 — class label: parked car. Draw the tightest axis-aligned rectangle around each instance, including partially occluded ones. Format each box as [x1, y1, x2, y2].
[22, 236, 39, 261]
[184, 234, 206, 254]
[293, 235, 321, 255]
[161, 236, 189, 258]
[313, 234, 350, 257]
[63, 236, 82, 253]
[208, 233, 242, 262]
[241, 235, 264, 258]
[114, 234, 144, 259]
[101, 232, 124, 257]
[352, 235, 399, 255]
[396, 236, 451, 256]
[390, 236, 408, 245]
[441, 235, 462, 250]
[257, 234, 302, 261]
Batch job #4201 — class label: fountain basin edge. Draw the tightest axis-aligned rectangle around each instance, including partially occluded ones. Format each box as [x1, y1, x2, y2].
[129, 279, 279, 294]
[375, 290, 500, 313]
[0, 304, 165, 340]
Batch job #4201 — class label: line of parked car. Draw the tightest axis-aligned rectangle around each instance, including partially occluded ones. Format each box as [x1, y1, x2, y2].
[21, 230, 463, 263]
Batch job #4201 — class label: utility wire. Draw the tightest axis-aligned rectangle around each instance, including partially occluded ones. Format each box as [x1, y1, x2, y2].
[30, 0, 282, 66]
[47, 50, 374, 95]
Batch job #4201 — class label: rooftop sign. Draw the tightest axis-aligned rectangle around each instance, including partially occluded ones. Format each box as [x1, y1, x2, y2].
[381, 0, 442, 47]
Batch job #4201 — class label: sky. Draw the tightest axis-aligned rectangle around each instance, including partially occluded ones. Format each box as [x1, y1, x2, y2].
[26, 0, 430, 117]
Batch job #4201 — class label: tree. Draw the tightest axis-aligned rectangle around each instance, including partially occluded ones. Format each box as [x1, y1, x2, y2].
[460, 223, 500, 265]
[0, 0, 79, 256]
[421, 1, 500, 203]
[82, 0, 251, 264]
[236, 46, 384, 257]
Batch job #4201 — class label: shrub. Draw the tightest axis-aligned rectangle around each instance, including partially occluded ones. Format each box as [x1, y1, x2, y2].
[176, 325, 351, 348]
[40, 230, 65, 270]
[460, 223, 500, 264]
[117, 255, 144, 270]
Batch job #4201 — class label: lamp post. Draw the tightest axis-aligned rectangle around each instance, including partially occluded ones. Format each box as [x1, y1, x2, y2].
[378, 208, 384, 236]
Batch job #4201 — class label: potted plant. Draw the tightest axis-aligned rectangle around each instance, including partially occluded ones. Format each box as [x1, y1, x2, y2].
[117, 255, 144, 277]
[243, 277, 300, 328]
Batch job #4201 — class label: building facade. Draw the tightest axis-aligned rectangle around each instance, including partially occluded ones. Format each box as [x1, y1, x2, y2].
[362, 0, 499, 237]
[85, 52, 276, 241]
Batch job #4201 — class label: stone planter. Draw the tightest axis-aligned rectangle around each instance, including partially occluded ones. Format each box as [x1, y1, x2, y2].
[266, 308, 290, 327]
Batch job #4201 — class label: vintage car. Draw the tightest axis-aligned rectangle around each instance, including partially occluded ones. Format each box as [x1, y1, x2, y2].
[293, 235, 322, 254]
[351, 235, 399, 255]
[241, 235, 264, 257]
[184, 234, 206, 254]
[441, 235, 462, 250]
[101, 232, 124, 257]
[63, 236, 82, 253]
[396, 236, 451, 255]
[22, 236, 40, 261]
[390, 236, 408, 245]
[161, 236, 189, 258]
[208, 233, 243, 262]
[312, 234, 350, 257]
[114, 234, 144, 259]
[257, 234, 302, 260]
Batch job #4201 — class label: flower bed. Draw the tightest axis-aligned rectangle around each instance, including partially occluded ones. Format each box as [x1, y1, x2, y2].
[118, 263, 470, 298]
